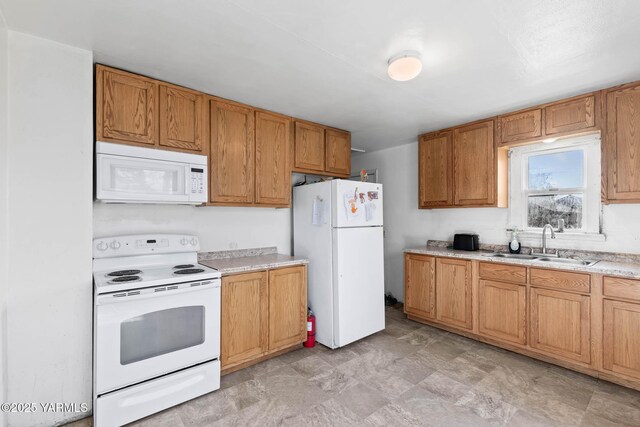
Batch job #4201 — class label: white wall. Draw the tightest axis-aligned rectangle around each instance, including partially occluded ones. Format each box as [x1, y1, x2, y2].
[6, 32, 93, 426]
[93, 204, 292, 254]
[0, 7, 8, 427]
[353, 141, 640, 302]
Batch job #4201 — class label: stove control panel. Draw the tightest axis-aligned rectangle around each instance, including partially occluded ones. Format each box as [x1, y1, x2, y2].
[93, 234, 201, 258]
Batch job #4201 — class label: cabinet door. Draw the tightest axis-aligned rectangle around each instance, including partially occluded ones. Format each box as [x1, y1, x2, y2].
[404, 254, 436, 320]
[268, 266, 307, 352]
[530, 287, 590, 363]
[325, 129, 351, 175]
[221, 272, 268, 368]
[419, 132, 453, 208]
[436, 258, 472, 330]
[478, 280, 527, 345]
[96, 65, 157, 145]
[498, 109, 542, 145]
[294, 121, 325, 172]
[605, 83, 640, 201]
[603, 299, 640, 379]
[159, 84, 207, 153]
[545, 95, 596, 136]
[210, 99, 255, 204]
[255, 111, 291, 206]
[453, 120, 495, 206]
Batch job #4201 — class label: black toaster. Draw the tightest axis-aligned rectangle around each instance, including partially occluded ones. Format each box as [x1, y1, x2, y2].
[453, 234, 480, 251]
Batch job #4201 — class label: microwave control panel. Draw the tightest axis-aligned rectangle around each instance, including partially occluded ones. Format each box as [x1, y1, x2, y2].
[190, 167, 205, 195]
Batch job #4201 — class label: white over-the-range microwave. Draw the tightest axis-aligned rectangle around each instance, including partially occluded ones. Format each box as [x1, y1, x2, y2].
[96, 142, 207, 205]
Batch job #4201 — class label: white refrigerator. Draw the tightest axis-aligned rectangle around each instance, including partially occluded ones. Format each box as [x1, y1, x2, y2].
[293, 179, 384, 349]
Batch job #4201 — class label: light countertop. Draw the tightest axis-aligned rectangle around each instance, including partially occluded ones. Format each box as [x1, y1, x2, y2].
[198, 248, 308, 276]
[405, 245, 640, 280]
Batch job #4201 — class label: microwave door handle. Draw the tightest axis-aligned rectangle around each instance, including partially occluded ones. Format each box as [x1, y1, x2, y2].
[185, 165, 191, 197]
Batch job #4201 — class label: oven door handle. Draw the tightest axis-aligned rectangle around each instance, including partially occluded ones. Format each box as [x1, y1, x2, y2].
[96, 279, 220, 305]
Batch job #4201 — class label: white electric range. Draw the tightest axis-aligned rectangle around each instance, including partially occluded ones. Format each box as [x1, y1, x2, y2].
[92, 234, 221, 427]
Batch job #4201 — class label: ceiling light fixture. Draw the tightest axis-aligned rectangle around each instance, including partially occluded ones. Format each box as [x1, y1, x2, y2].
[387, 51, 422, 82]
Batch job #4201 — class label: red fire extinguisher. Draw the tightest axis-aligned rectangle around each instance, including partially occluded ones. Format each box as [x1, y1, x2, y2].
[304, 309, 316, 348]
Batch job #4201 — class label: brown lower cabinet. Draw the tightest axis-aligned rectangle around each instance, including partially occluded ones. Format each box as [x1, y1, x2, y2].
[478, 279, 527, 345]
[529, 287, 591, 364]
[435, 258, 472, 330]
[603, 299, 640, 379]
[404, 254, 436, 319]
[221, 265, 307, 373]
[404, 254, 640, 391]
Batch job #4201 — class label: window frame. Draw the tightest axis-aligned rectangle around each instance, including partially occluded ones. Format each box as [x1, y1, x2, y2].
[509, 135, 601, 235]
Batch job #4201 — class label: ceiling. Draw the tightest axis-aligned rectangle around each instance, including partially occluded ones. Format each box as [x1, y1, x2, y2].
[2, 0, 640, 152]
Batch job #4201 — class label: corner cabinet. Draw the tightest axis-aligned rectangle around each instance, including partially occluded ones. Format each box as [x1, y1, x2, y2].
[221, 265, 307, 374]
[293, 120, 351, 177]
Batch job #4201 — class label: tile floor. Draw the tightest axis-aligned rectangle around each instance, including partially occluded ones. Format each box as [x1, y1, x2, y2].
[67, 306, 640, 426]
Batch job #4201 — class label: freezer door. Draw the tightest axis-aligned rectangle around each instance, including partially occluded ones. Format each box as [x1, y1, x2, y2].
[332, 180, 383, 228]
[332, 226, 385, 347]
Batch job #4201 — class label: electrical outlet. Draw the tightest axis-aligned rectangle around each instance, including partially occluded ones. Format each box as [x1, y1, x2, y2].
[229, 242, 238, 249]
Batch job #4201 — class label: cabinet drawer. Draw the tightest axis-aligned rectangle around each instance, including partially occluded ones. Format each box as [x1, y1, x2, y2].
[530, 268, 590, 293]
[604, 276, 640, 302]
[479, 262, 527, 284]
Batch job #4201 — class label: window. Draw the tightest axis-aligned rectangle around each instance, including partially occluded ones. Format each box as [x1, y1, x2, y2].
[509, 135, 601, 235]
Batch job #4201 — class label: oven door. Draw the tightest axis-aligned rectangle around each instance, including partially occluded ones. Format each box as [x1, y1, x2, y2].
[95, 280, 220, 395]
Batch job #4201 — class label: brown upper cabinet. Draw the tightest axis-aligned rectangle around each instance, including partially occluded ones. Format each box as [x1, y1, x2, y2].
[209, 99, 256, 205]
[545, 95, 597, 136]
[97, 65, 207, 155]
[325, 129, 351, 176]
[293, 120, 351, 177]
[96, 65, 351, 207]
[159, 83, 208, 154]
[294, 121, 325, 172]
[96, 65, 158, 147]
[209, 101, 294, 208]
[497, 109, 542, 144]
[255, 111, 292, 206]
[496, 93, 600, 147]
[419, 131, 453, 208]
[454, 120, 496, 206]
[604, 82, 640, 203]
[419, 120, 507, 209]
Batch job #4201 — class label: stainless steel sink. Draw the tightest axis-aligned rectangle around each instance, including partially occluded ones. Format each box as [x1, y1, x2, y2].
[535, 257, 599, 267]
[484, 253, 599, 267]
[484, 253, 540, 260]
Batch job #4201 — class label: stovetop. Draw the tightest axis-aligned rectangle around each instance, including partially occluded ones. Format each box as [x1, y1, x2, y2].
[93, 262, 220, 294]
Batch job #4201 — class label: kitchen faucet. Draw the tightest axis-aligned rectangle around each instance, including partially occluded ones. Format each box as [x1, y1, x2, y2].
[532, 224, 557, 257]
